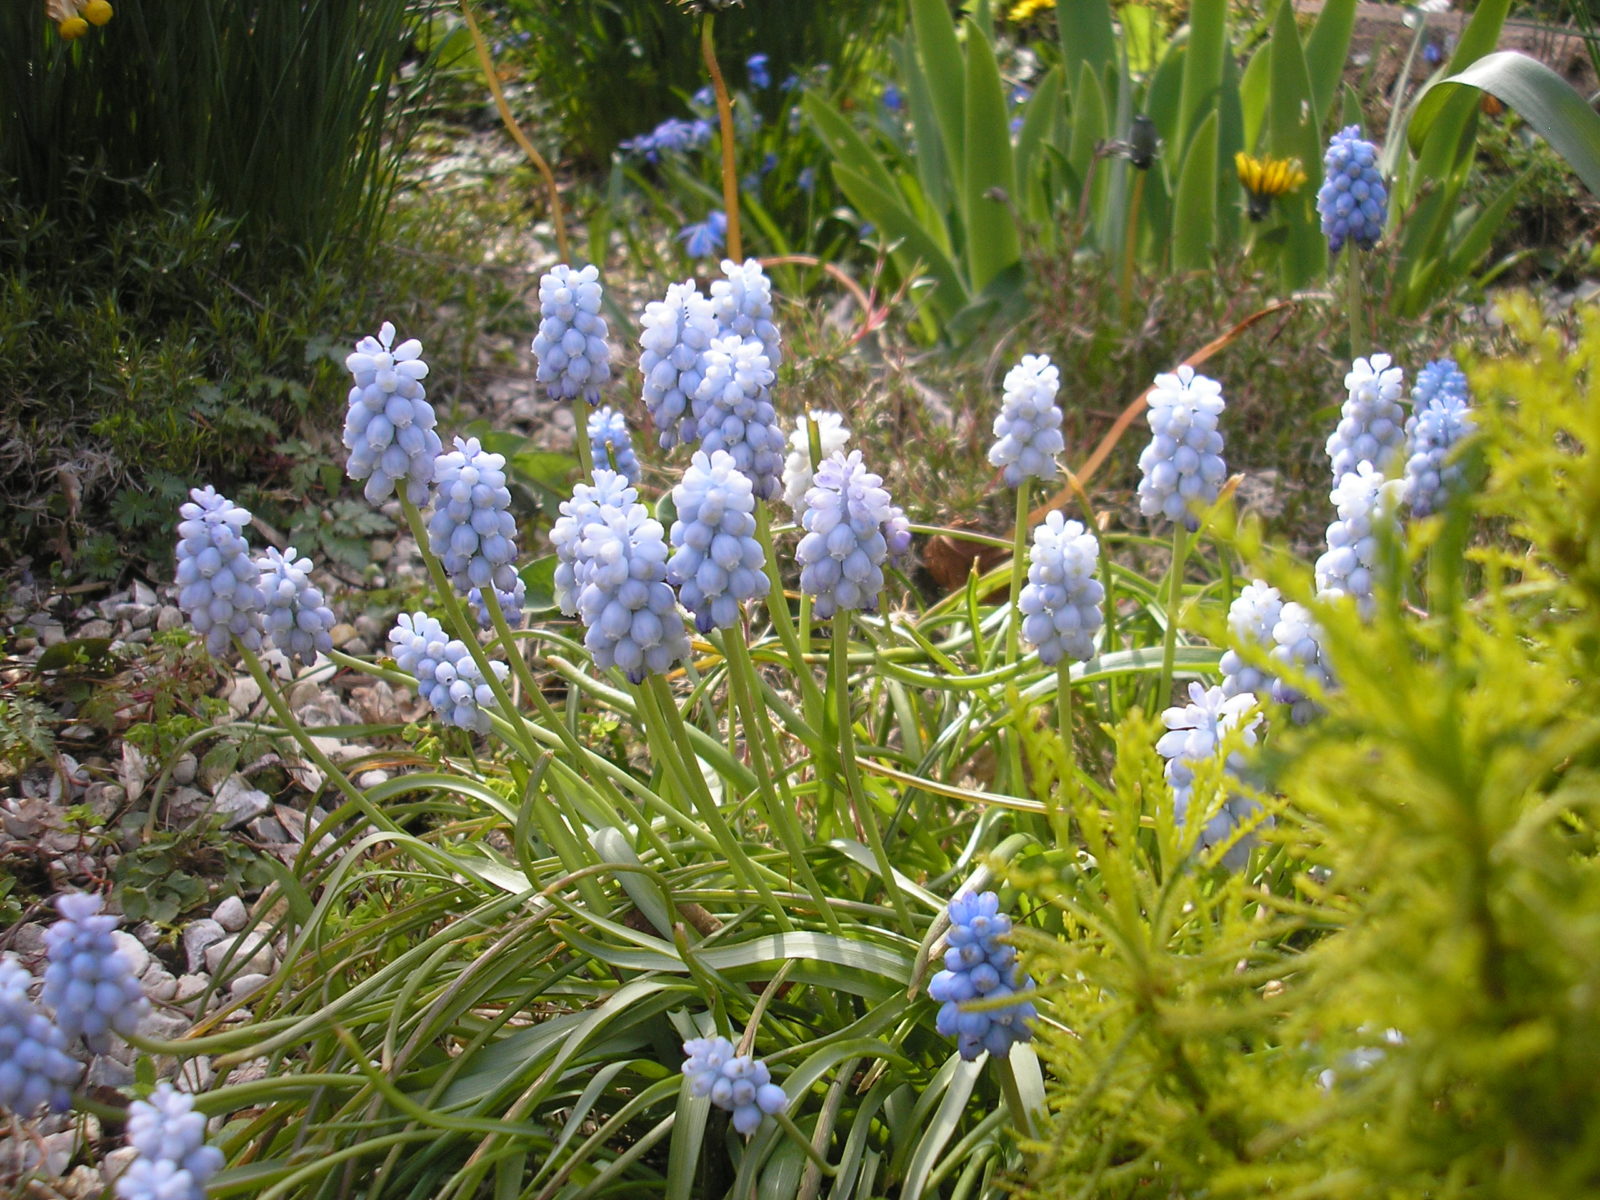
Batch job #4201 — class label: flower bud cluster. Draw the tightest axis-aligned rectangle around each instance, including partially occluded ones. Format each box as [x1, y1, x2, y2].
[988, 354, 1064, 487]
[549, 471, 639, 617]
[681, 1035, 788, 1136]
[532, 264, 612, 403]
[882, 504, 914, 563]
[667, 451, 770, 632]
[1136, 365, 1227, 529]
[1018, 512, 1104, 666]
[781, 410, 850, 514]
[692, 334, 785, 501]
[115, 1083, 224, 1200]
[342, 321, 441, 506]
[796, 451, 894, 619]
[0, 955, 81, 1117]
[1269, 601, 1334, 724]
[588, 406, 640, 484]
[639, 281, 719, 449]
[928, 891, 1037, 1061]
[710, 258, 782, 375]
[1315, 462, 1403, 616]
[428, 436, 525, 628]
[42, 892, 149, 1053]
[1156, 682, 1264, 869]
[257, 547, 336, 667]
[573, 499, 692, 683]
[388, 612, 507, 734]
[1403, 358, 1474, 517]
[175, 487, 266, 657]
[1317, 125, 1387, 254]
[1219, 581, 1283, 700]
[1327, 354, 1406, 484]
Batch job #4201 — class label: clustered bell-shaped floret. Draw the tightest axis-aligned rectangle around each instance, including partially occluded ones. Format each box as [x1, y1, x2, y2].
[796, 451, 894, 619]
[1156, 682, 1265, 869]
[639, 280, 719, 449]
[0, 955, 81, 1116]
[781, 410, 850, 515]
[1136, 365, 1227, 530]
[882, 504, 913, 564]
[175, 487, 266, 658]
[710, 258, 782, 375]
[1327, 354, 1406, 484]
[388, 612, 507, 734]
[574, 499, 693, 683]
[549, 471, 638, 617]
[1403, 358, 1474, 517]
[114, 1082, 225, 1200]
[588, 405, 640, 484]
[1219, 581, 1283, 700]
[1018, 511, 1104, 666]
[532, 263, 612, 403]
[667, 451, 770, 633]
[428, 436, 525, 628]
[42, 892, 148, 1053]
[692, 334, 784, 501]
[1317, 125, 1387, 255]
[1315, 462, 1403, 616]
[1269, 601, 1334, 724]
[927, 891, 1037, 1061]
[256, 547, 335, 668]
[342, 321, 441, 507]
[681, 1035, 789, 1136]
[988, 354, 1064, 487]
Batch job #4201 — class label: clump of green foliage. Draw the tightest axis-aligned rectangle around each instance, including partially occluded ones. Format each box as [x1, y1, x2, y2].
[1020, 295, 1600, 1198]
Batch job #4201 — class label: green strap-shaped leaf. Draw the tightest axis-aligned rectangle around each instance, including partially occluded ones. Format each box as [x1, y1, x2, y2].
[1176, 0, 1227, 161]
[802, 91, 899, 199]
[961, 17, 1021, 292]
[1239, 41, 1271, 152]
[1054, 0, 1117, 97]
[1172, 109, 1219, 271]
[1303, 0, 1357, 124]
[1015, 64, 1065, 229]
[1268, 0, 1327, 288]
[830, 163, 970, 320]
[1409, 51, 1600, 197]
[895, 32, 953, 226]
[1444, 0, 1510, 73]
[911, 0, 966, 183]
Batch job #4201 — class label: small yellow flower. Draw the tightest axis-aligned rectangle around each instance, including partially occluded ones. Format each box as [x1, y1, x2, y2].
[84, 0, 113, 25]
[1235, 151, 1308, 222]
[57, 14, 89, 38]
[1008, 0, 1054, 21]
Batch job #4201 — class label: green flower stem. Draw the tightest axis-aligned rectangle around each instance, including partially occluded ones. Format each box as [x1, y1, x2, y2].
[573, 397, 593, 477]
[638, 674, 793, 927]
[1002, 482, 1032, 792]
[1119, 168, 1147, 325]
[717, 626, 845, 936]
[1057, 659, 1075, 779]
[701, 12, 741, 262]
[993, 1052, 1040, 1141]
[1346, 247, 1368, 359]
[774, 1109, 838, 1177]
[831, 612, 914, 932]
[755, 506, 825, 715]
[1157, 522, 1190, 707]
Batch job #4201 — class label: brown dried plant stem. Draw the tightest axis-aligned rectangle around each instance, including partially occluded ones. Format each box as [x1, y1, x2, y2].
[702, 12, 742, 262]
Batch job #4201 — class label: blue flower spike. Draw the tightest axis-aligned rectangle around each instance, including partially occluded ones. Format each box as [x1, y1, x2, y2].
[1403, 358, 1474, 517]
[549, 470, 639, 617]
[532, 264, 613, 404]
[928, 891, 1038, 1061]
[796, 450, 895, 619]
[1156, 683, 1266, 869]
[256, 547, 336, 668]
[115, 1082, 225, 1200]
[667, 449, 770, 633]
[587, 405, 640, 485]
[175, 486, 266, 658]
[1317, 125, 1388, 255]
[691, 333, 784, 501]
[42, 892, 149, 1053]
[989, 354, 1064, 488]
[0, 955, 82, 1117]
[640, 280, 719, 450]
[1315, 461, 1404, 616]
[1018, 512, 1104, 667]
[1136, 365, 1228, 531]
[427, 435, 526, 629]
[342, 321, 441, 507]
[1219, 581, 1284, 701]
[681, 1035, 789, 1136]
[388, 612, 508, 735]
[572, 494, 692, 683]
[1328, 354, 1407, 485]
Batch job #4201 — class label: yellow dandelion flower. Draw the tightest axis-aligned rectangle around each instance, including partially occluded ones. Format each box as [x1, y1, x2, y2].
[1235, 152, 1308, 222]
[1008, 0, 1054, 22]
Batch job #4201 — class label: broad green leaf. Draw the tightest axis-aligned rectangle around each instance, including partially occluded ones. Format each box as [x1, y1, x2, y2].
[895, 33, 953, 225]
[961, 18, 1021, 292]
[1067, 59, 1110, 199]
[1214, 45, 1246, 253]
[1239, 41, 1271, 152]
[1121, 2, 1162, 76]
[830, 163, 969, 320]
[1054, 0, 1117, 96]
[899, 1056, 983, 1199]
[802, 92, 899, 199]
[1444, 0, 1510, 74]
[911, 0, 966, 178]
[1176, 0, 1227, 161]
[1268, 0, 1326, 287]
[1172, 110, 1220, 270]
[1014, 65, 1064, 229]
[1303, 0, 1357, 123]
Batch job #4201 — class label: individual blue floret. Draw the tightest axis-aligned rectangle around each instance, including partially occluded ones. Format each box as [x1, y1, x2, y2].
[41, 892, 148, 1053]
[1018, 511, 1104, 667]
[549, 471, 639, 617]
[927, 891, 1037, 1061]
[1317, 125, 1387, 254]
[175, 486, 266, 658]
[989, 354, 1065, 488]
[691, 333, 785, 501]
[1219, 581, 1284, 701]
[1403, 358, 1474, 517]
[781, 410, 850, 515]
[1315, 461, 1403, 616]
[681, 1035, 789, 1136]
[588, 405, 640, 485]
[342, 321, 441, 507]
[0, 955, 81, 1117]
[1136, 365, 1228, 530]
[1156, 682, 1265, 869]
[639, 280, 719, 449]
[710, 258, 782, 375]
[428, 436, 525, 628]
[116, 1082, 225, 1200]
[532, 264, 612, 404]
[678, 211, 727, 261]
[256, 547, 336, 668]
[573, 498, 692, 683]
[1327, 354, 1407, 484]
[746, 52, 770, 89]
[667, 450, 770, 633]
[388, 612, 508, 735]
[796, 450, 895, 619]
[619, 116, 714, 161]
[1269, 601, 1335, 724]
[882, 503, 914, 565]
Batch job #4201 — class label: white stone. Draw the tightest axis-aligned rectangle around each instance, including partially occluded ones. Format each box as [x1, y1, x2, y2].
[143, 965, 178, 1002]
[213, 895, 248, 931]
[205, 931, 275, 977]
[181, 918, 226, 972]
[173, 973, 211, 1004]
[101, 1147, 140, 1187]
[227, 674, 262, 717]
[213, 776, 272, 828]
[231, 972, 271, 999]
[111, 929, 151, 978]
[171, 752, 198, 785]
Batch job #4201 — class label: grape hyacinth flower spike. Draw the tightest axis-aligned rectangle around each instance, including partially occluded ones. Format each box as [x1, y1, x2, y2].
[1018, 512, 1104, 667]
[1136, 365, 1227, 530]
[1219, 581, 1284, 701]
[42, 892, 149, 1053]
[710, 258, 782, 374]
[927, 891, 1037, 1061]
[681, 1036, 788, 1135]
[175, 486, 266, 658]
[1270, 601, 1335, 724]
[549, 470, 638, 617]
[989, 354, 1064, 488]
[342, 321, 441, 507]
[1156, 682, 1266, 869]
[388, 613, 508, 735]
[115, 1082, 225, 1200]
[639, 280, 718, 449]
[691, 333, 784, 501]
[573, 493, 692, 683]
[667, 450, 770, 633]
[256, 546, 336, 668]
[1315, 461, 1404, 616]
[781, 410, 850, 515]
[427, 436, 525, 628]
[532, 263, 613, 406]
[588, 405, 640, 484]
[796, 450, 895, 619]
[1403, 358, 1475, 516]
[1317, 125, 1388, 256]
[1328, 354, 1406, 485]
[0, 955, 82, 1116]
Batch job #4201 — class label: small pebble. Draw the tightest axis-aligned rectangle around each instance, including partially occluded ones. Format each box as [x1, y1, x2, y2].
[213, 895, 248, 932]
